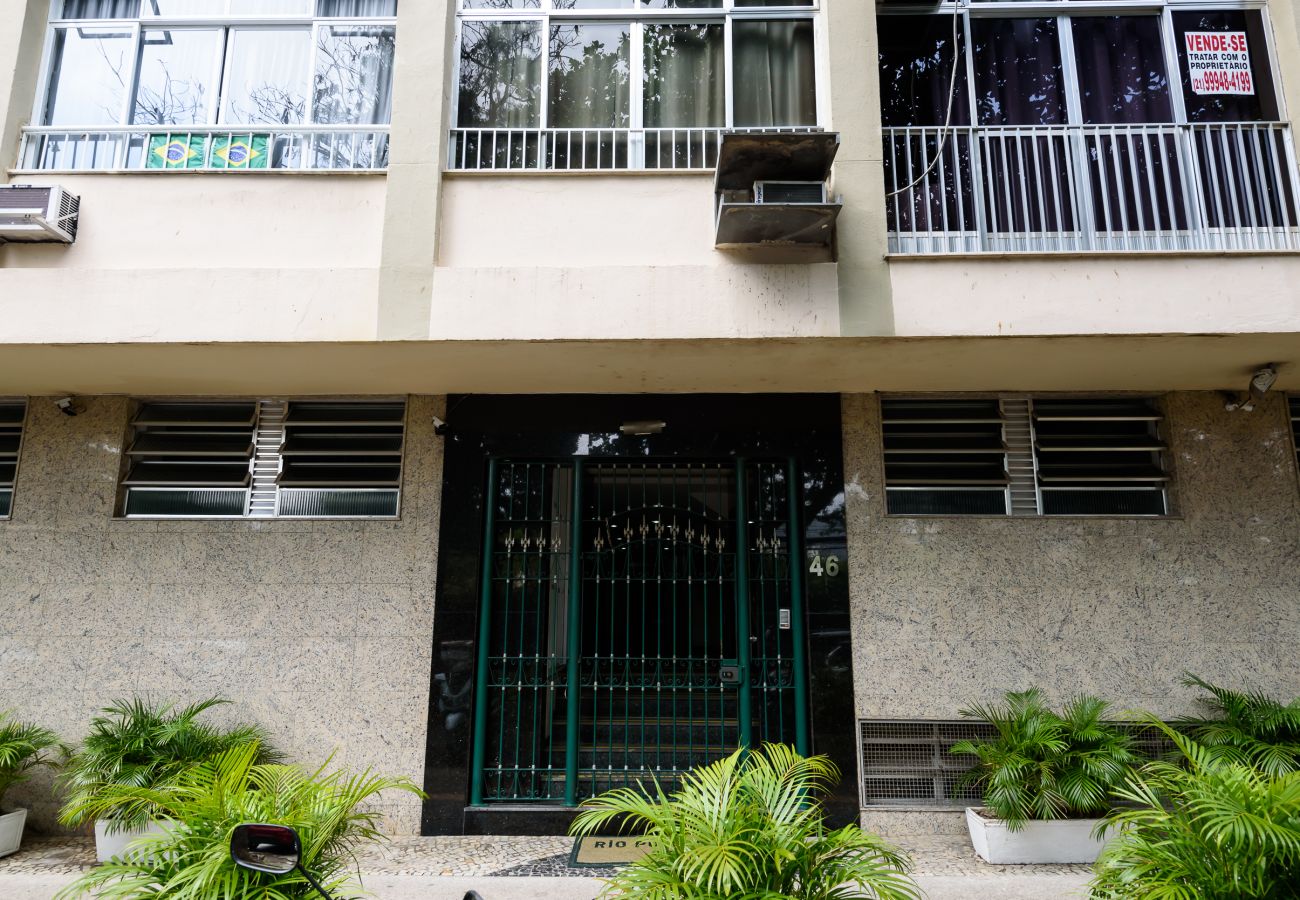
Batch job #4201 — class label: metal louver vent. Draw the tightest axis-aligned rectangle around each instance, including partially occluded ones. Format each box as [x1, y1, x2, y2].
[859, 719, 1179, 806]
[0, 399, 27, 518]
[277, 400, 405, 517]
[1031, 398, 1168, 516]
[122, 402, 256, 517]
[881, 398, 1009, 515]
[248, 400, 287, 517]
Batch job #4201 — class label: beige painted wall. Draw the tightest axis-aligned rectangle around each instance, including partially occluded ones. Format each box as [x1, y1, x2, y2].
[843, 390, 1300, 720]
[0, 395, 445, 834]
[888, 256, 1300, 336]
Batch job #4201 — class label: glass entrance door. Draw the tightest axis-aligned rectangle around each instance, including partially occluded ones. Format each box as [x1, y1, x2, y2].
[470, 457, 809, 805]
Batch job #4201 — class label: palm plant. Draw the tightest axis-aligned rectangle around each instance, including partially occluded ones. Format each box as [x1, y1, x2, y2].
[59, 696, 282, 832]
[55, 741, 424, 900]
[1177, 673, 1300, 776]
[1091, 721, 1300, 899]
[571, 743, 920, 900]
[952, 688, 1138, 830]
[0, 711, 66, 811]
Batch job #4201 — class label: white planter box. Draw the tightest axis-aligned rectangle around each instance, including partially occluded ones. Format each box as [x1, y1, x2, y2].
[94, 818, 174, 863]
[0, 808, 27, 858]
[966, 807, 1109, 864]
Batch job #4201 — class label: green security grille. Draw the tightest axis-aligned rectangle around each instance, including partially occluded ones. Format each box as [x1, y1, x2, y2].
[471, 458, 809, 805]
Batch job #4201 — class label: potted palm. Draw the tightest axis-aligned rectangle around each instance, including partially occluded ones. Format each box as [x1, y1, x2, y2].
[58, 697, 281, 862]
[0, 711, 65, 857]
[55, 740, 423, 900]
[952, 688, 1137, 864]
[571, 743, 920, 900]
[1092, 721, 1300, 898]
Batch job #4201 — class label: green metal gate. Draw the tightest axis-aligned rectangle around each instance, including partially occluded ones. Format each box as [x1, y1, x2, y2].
[470, 458, 810, 806]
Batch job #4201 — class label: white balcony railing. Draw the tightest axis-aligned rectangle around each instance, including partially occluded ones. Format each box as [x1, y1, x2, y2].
[16, 125, 390, 173]
[885, 122, 1300, 254]
[448, 126, 818, 172]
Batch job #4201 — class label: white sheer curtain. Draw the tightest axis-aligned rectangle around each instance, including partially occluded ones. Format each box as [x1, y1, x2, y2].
[314, 25, 396, 124]
[318, 0, 398, 14]
[643, 23, 724, 127]
[223, 28, 311, 124]
[733, 20, 816, 127]
[548, 23, 630, 128]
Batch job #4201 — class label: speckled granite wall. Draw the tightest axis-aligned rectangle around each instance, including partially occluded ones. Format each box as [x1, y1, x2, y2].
[0, 395, 445, 834]
[844, 391, 1300, 833]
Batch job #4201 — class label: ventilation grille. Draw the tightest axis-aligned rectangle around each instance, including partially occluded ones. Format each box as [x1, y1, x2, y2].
[859, 719, 1179, 807]
[1001, 399, 1039, 516]
[1031, 398, 1168, 516]
[755, 181, 827, 204]
[882, 398, 1008, 515]
[0, 186, 50, 210]
[59, 191, 81, 241]
[0, 399, 27, 518]
[277, 400, 405, 517]
[122, 402, 256, 517]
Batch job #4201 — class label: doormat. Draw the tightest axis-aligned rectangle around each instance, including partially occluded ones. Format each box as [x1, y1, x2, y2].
[569, 835, 657, 867]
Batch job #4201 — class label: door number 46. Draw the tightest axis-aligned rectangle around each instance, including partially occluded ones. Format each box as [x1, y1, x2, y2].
[807, 554, 840, 577]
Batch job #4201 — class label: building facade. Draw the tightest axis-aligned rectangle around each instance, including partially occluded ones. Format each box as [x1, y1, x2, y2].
[0, 0, 1298, 837]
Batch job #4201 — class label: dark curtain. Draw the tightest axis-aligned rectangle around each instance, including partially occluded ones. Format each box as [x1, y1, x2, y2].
[1173, 10, 1279, 122]
[61, 0, 138, 16]
[1072, 16, 1172, 124]
[876, 14, 969, 127]
[971, 17, 1065, 125]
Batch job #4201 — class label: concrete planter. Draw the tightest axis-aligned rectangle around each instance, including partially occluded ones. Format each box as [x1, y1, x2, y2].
[966, 807, 1109, 864]
[0, 808, 27, 857]
[94, 818, 174, 863]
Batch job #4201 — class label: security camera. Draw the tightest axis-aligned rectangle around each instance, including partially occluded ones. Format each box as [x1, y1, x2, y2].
[432, 415, 451, 436]
[1225, 365, 1278, 412]
[54, 396, 84, 417]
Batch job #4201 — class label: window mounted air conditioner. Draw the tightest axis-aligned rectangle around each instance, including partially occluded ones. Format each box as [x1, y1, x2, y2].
[0, 185, 80, 243]
[753, 181, 828, 204]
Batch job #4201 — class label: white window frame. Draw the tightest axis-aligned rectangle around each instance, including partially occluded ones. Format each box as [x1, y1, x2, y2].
[876, 0, 1287, 129]
[451, 0, 827, 140]
[34, 0, 399, 129]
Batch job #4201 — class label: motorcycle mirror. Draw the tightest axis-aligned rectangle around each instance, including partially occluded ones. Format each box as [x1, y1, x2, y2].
[230, 823, 301, 875]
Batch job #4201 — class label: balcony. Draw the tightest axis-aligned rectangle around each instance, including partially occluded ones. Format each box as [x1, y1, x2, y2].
[884, 122, 1300, 254]
[16, 126, 390, 173]
[448, 127, 819, 173]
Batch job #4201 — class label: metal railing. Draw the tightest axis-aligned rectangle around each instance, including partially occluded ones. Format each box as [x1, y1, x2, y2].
[448, 126, 817, 172]
[16, 125, 390, 173]
[884, 122, 1300, 253]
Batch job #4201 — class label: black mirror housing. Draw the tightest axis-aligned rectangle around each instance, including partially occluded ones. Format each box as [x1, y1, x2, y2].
[230, 823, 301, 875]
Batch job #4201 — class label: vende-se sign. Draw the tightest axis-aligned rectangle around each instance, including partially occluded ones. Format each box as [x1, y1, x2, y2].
[1185, 31, 1254, 95]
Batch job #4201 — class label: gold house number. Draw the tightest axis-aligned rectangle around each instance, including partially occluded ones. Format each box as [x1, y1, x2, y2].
[807, 553, 840, 577]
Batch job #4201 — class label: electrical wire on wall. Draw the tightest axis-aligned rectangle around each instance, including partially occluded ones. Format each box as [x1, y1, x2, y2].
[885, 0, 966, 198]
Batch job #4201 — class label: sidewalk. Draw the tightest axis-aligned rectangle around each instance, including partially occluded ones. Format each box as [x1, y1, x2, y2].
[0, 835, 1091, 899]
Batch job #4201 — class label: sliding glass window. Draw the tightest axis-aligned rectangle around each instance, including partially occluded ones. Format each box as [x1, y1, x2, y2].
[29, 0, 397, 170]
[877, 0, 1296, 253]
[452, 0, 821, 169]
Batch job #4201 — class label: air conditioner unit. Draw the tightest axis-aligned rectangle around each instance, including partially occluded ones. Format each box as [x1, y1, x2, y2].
[0, 185, 80, 243]
[753, 181, 828, 204]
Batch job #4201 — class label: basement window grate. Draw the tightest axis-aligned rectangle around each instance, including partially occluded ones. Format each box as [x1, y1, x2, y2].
[858, 719, 1179, 807]
[0, 399, 27, 518]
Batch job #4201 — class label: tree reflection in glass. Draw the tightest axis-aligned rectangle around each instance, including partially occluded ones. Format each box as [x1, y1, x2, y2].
[457, 20, 542, 128]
